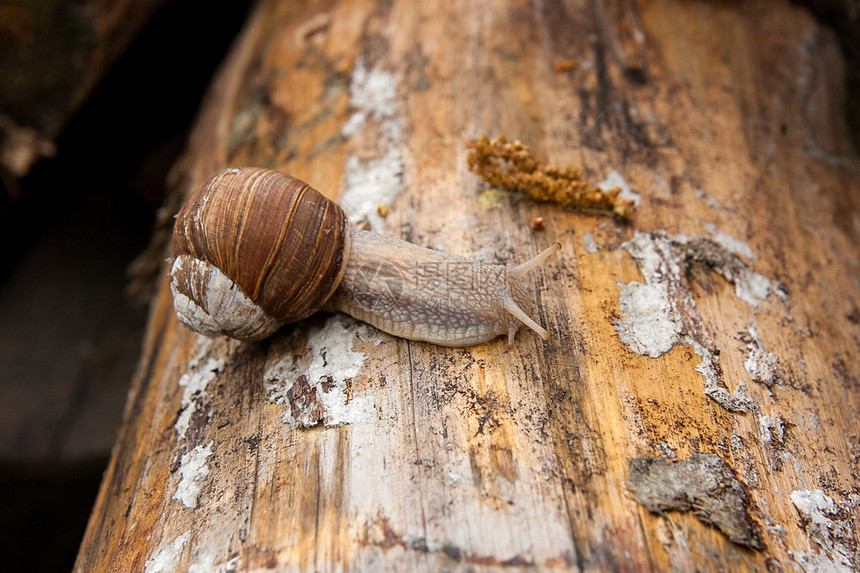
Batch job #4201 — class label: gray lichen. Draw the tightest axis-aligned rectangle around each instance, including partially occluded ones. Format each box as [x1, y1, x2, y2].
[265, 316, 379, 428]
[743, 327, 781, 386]
[627, 453, 763, 549]
[581, 232, 601, 254]
[616, 230, 776, 412]
[616, 282, 682, 357]
[789, 490, 857, 572]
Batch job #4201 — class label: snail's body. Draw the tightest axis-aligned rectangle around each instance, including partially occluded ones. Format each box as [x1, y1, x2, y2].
[169, 167, 559, 347]
[328, 231, 552, 346]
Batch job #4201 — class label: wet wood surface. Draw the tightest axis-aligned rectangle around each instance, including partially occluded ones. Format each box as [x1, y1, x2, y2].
[76, 0, 860, 571]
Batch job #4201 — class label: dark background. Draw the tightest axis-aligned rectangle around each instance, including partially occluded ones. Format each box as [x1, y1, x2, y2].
[0, 1, 251, 571]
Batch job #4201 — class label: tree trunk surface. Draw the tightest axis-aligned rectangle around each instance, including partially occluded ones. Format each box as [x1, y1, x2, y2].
[76, 1, 860, 571]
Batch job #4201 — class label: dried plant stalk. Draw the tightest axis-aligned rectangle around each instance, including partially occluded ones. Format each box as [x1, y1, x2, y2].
[466, 134, 634, 218]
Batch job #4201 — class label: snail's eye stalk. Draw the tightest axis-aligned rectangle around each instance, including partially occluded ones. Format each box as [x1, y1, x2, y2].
[510, 242, 562, 278]
[503, 295, 550, 342]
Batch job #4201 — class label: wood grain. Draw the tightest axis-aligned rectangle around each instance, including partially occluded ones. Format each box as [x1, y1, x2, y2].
[76, 0, 860, 571]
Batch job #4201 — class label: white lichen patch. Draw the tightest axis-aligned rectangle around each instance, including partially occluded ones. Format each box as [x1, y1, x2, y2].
[744, 328, 780, 386]
[581, 232, 600, 254]
[339, 58, 404, 230]
[703, 223, 758, 261]
[617, 282, 682, 357]
[615, 230, 778, 412]
[144, 531, 191, 573]
[598, 169, 641, 206]
[173, 441, 214, 509]
[759, 414, 784, 445]
[175, 337, 224, 440]
[266, 316, 378, 428]
[188, 554, 240, 573]
[734, 270, 772, 308]
[341, 59, 398, 136]
[689, 338, 754, 413]
[341, 150, 404, 228]
[622, 230, 686, 285]
[789, 489, 856, 572]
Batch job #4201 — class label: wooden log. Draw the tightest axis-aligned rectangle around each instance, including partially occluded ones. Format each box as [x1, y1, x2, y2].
[76, 0, 860, 571]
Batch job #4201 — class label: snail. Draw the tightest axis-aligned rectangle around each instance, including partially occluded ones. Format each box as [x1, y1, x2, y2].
[169, 167, 560, 347]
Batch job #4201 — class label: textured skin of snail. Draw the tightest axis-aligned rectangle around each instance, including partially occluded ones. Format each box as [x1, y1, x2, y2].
[169, 167, 560, 347]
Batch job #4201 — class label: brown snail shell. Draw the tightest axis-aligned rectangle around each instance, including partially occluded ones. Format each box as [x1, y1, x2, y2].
[170, 167, 350, 340]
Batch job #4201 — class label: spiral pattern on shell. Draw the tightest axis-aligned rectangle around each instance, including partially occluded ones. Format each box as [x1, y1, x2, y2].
[170, 167, 351, 339]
